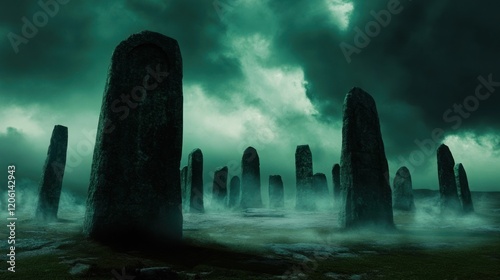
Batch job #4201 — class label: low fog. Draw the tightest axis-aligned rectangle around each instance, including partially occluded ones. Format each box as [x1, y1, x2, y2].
[3, 179, 499, 254]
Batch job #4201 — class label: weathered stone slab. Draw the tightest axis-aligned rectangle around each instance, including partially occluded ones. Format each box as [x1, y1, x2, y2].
[212, 166, 228, 207]
[228, 176, 240, 208]
[36, 125, 68, 221]
[392, 166, 415, 211]
[332, 163, 341, 203]
[269, 175, 284, 208]
[455, 163, 474, 213]
[295, 145, 314, 210]
[437, 144, 461, 214]
[241, 147, 262, 208]
[188, 148, 204, 213]
[83, 31, 183, 244]
[180, 166, 188, 211]
[339, 87, 394, 228]
[313, 173, 329, 210]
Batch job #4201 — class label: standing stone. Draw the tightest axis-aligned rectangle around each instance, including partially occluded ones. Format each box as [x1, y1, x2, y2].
[188, 149, 204, 213]
[339, 87, 394, 228]
[392, 166, 415, 211]
[83, 31, 183, 244]
[437, 144, 461, 214]
[241, 147, 262, 208]
[180, 166, 188, 211]
[269, 175, 284, 208]
[313, 173, 328, 196]
[295, 145, 314, 210]
[36, 125, 68, 221]
[313, 173, 329, 209]
[455, 163, 474, 213]
[332, 163, 341, 203]
[212, 166, 228, 207]
[228, 176, 241, 208]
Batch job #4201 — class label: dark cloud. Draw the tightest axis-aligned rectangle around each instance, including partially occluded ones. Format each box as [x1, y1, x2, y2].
[0, 127, 42, 177]
[267, 0, 500, 160]
[0, 1, 98, 105]
[0, 0, 498, 195]
[123, 0, 244, 99]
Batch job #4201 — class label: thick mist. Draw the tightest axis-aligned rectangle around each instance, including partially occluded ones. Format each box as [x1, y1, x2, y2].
[3, 179, 498, 256]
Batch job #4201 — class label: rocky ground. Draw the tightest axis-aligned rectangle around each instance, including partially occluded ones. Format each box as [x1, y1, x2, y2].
[1, 192, 500, 279]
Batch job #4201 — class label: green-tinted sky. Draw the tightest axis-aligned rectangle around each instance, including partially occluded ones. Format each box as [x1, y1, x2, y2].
[1, 0, 499, 202]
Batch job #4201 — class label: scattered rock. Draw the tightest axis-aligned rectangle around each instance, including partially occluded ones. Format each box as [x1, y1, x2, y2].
[136, 267, 178, 280]
[69, 263, 91, 276]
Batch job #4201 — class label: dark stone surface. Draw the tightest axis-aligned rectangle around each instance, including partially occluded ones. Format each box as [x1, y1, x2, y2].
[437, 144, 462, 214]
[241, 147, 262, 208]
[228, 176, 241, 208]
[188, 148, 204, 213]
[392, 166, 415, 211]
[339, 87, 394, 228]
[36, 125, 68, 221]
[313, 173, 329, 209]
[332, 163, 341, 203]
[455, 163, 474, 213]
[212, 166, 228, 207]
[295, 145, 314, 210]
[136, 267, 178, 280]
[83, 31, 183, 244]
[313, 173, 328, 196]
[269, 175, 284, 208]
[180, 166, 188, 211]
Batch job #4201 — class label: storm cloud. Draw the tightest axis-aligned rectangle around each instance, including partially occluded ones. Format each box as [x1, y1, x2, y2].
[0, 0, 498, 204]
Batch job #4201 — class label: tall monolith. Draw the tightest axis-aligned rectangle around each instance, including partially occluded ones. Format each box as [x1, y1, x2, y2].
[437, 144, 461, 214]
[269, 175, 284, 208]
[212, 166, 228, 207]
[229, 176, 241, 208]
[313, 173, 329, 209]
[83, 31, 183, 244]
[36, 125, 68, 221]
[455, 163, 474, 213]
[188, 149, 204, 213]
[295, 145, 314, 210]
[180, 166, 188, 211]
[241, 147, 262, 208]
[332, 163, 341, 203]
[392, 166, 415, 211]
[339, 87, 394, 228]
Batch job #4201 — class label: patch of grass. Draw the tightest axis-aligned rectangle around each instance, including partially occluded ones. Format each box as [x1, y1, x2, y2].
[311, 242, 500, 280]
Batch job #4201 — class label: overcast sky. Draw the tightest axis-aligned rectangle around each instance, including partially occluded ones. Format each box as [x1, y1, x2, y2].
[1, 0, 499, 205]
